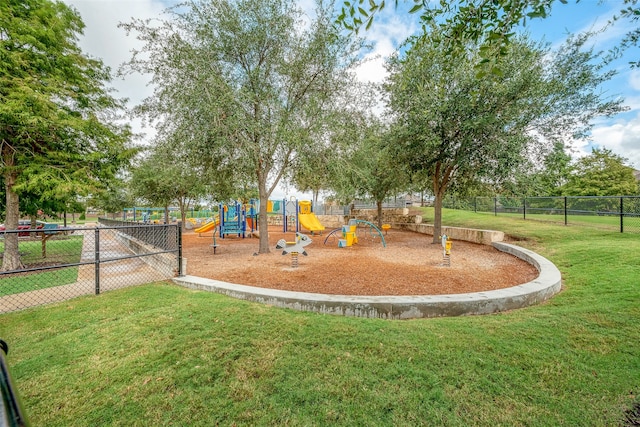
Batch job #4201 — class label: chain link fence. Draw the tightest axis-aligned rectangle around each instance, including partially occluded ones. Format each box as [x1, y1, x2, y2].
[443, 196, 640, 233]
[0, 222, 181, 313]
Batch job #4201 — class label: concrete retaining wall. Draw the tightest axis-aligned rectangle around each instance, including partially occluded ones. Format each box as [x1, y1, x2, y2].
[173, 213, 561, 319]
[399, 222, 504, 245]
[115, 233, 178, 276]
[173, 240, 562, 319]
[316, 215, 345, 229]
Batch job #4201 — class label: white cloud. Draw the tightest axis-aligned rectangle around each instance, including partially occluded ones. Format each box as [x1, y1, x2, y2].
[591, 113, 640, 168]
[62, 0, 166, 143]
[354, 9, 418, 84]
[628, 69, 640, 91]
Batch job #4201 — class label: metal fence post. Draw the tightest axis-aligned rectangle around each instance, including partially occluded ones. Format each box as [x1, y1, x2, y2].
[620, 197, 624, 233]
[564, 197, 568, 226]
[177, 223, 183, 276]
[494, 197, 497, 216]
[523, 197, 526, 220]
[94, 228, 100, 295]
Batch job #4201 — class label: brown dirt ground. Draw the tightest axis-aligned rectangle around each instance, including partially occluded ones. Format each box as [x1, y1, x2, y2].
[182, 225, 539, 296]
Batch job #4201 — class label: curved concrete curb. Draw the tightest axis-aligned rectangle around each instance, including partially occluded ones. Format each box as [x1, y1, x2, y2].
[172, 242, 561, 320]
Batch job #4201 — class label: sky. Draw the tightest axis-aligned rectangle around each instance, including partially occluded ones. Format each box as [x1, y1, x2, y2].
[59, 0, 640, 202]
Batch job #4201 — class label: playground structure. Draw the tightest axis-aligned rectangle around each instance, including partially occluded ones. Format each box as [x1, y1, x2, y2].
[193, 219, 218, 234]
[218, 201, 256, 238]
[124, 199, 324, 237]
[323, 219, 387, 248]
[267, 199, 325, 234]
[185, 210, 217, 229]
[118, 199, 325, 258]
[297, 201, 325, 234]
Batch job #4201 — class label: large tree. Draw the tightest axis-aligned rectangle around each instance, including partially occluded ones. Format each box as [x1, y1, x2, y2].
[341, 0, 640, 76]
[340, 120, 407, 227]
[329, 117, 409, 226]
[561, 148, 640, 196]
[501, 141, 573, 197]
[385, 31, 624, 242]
[0, 0, 134, 270]
[130, 137, 218, 227]
[121, 0, 363, 254]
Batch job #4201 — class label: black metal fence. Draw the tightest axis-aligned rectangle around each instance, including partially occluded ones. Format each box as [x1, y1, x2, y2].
[0, 223, 182, 313]
[443, 195, 640, 233]
[98, 219, 181, 251]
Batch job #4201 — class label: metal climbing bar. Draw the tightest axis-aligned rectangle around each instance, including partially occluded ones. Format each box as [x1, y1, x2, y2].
[348, 219, 386, 247]
[323, 221, 387, 247]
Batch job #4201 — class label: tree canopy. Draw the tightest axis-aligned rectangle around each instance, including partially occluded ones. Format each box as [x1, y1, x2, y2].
[384, 29, 624, 241]
[121, 0, 364, 253]
[338, 0, 559, 74]
[130, 137, 216, 227]
[561, 148, 640, 196]
[0, 0, 134, 270]
[610, 0, 640, 68]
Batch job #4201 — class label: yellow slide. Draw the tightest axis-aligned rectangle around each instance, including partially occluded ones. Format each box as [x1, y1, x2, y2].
[194, 220, 218, 233]
[298, 213, 325, 233]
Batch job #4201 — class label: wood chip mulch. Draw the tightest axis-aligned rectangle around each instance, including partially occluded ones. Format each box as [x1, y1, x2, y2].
[182, 226, 538, 296]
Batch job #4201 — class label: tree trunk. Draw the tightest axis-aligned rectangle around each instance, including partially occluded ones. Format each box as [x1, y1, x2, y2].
[257, 190, 270, 254]
[432, 192, 443, 244]
[432, 162, 452, 244]
[178, 199, 188, 230]
[376, 199, 383, 228]
[2, 169, 22, 271]
[432, 168, 447, 244]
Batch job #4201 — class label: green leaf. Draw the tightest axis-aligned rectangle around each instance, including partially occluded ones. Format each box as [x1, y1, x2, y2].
[409, 4, 422, 13]
[490, 66, 504, 77]
[365, 16, 374, 31]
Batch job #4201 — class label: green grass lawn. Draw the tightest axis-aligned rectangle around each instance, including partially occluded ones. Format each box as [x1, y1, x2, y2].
[463, 208, 640, 232]
[0, 210, 639, 426]
[0, 236, 84, 296]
